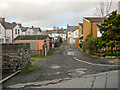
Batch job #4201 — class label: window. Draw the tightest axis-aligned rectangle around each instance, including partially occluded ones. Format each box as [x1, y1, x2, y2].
[76, 31, 78, 36]
[97, 27, 102, 37]
[68, 32, 71, 35]
[18, 29, 20, 34]
[15, 29, 17, 34]
[0, 26, 1, 34]
[0, 38, 4, 43]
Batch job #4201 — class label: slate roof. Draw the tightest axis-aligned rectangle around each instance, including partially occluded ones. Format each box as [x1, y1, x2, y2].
[30, 27, 42, 33]
[67, 26, 78, 32]
[1, 22, 17, 29]
[79, 23, 83, 28]
[14, 35, 49, 40]
[84, 17, 104, 23]
[21, 27, 29, 32]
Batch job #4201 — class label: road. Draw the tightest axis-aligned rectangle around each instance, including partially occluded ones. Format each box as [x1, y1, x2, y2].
[2, 42, 119, 89]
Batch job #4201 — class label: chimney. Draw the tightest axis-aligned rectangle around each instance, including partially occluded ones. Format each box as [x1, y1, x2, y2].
[12, 22, 16, 24]
[32, 26, 34, 28]
[18, 23, 22, 27]
[0, 17, 5, 22]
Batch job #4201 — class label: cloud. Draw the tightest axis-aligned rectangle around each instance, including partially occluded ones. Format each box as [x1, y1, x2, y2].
[0, 0, 118, 29]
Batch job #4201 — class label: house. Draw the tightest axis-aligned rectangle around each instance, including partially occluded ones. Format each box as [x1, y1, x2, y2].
[0, 20, 6, 43]
[18, 24, 29, 35]
[14, 35, 51, 56]
[29, 26, 42, 35]
[21, 27, 29, 35]
[0, 18, 22, 43]
[83, 17, 104, 40]
[77, 23, 83, 48]
[67, 24, 78, 44]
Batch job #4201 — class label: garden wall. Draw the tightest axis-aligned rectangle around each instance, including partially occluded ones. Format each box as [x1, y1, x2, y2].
[1, 43, 31, 71]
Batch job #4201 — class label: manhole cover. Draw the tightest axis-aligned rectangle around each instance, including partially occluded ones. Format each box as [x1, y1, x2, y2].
[51, 65, 60, 69]
[67, 52, 74, 56]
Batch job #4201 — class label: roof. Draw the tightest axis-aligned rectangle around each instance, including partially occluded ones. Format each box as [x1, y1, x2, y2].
[84, 17, 104, 23]
[67, 26, 78, 32]
[79, 23, 83, 28]
[21, 27, 29, 32]
[14, 35, 50, 40]
[30, 27, 42, 33]
[1, 22, 17, 29]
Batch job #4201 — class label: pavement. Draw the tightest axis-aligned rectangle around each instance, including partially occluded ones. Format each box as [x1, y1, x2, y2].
[68, 44, 120, 65]
[29, 70, 119, 89]
[2, 42, 120, 89]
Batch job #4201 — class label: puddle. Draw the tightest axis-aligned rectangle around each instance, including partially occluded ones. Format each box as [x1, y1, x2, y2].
[51, 65, 60, 69]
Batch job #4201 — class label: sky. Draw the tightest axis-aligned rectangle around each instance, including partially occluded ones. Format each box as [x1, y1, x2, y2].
[0, 0, 119, 30]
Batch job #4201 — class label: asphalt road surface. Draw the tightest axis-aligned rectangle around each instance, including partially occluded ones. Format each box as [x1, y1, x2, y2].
[2, 42, 119, 89]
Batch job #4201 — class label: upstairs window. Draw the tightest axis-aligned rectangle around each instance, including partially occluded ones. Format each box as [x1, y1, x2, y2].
[68, 32, 71, 35]
[18, 29, 20, 35]
[15, 29, 17, 34]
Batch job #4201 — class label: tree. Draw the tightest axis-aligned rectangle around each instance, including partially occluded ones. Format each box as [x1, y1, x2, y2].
[94, 0, 113, 17]
[97, 10, 120, 51]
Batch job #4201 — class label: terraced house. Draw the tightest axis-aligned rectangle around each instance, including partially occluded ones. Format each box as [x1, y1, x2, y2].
[0, 18, 22, 43]
[67, 24, 78, 45]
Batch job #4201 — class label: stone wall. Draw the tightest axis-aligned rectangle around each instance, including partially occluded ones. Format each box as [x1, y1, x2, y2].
[1, 43, 31, 71]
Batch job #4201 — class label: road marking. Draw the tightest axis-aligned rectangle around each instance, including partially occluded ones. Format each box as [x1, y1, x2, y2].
[73, 56, 119, 67]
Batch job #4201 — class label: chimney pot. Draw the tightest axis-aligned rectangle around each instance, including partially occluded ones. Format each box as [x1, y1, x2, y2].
[12, 22, 16, 24]
[18, 23, 22, 27]
[0, 17, 5, 22]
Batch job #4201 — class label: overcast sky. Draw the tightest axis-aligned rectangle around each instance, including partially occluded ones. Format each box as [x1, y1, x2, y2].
[0, 0, 119, 30]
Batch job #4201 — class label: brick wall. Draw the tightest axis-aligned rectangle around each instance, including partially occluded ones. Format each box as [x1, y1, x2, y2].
[78, 24, 82, 37]
[75, 38, 79, 48]
[92, 23, 101, 38]
[1, 43, 31, 71]
[83, 18, 91, 40]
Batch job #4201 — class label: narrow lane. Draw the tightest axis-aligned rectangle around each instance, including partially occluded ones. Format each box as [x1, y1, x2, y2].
[2, 42, 119, 88]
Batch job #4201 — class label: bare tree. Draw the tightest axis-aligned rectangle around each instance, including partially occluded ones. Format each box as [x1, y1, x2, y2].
[94, 0, 113, 17]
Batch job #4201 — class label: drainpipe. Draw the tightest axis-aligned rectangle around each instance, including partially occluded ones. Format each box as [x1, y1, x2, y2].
[12, 29, 13, 43]
[5, 29, 6, 43]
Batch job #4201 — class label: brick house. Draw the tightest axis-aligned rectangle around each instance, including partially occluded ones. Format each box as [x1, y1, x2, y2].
[83, 17, 104, 40]
[14, 35, 50, 56]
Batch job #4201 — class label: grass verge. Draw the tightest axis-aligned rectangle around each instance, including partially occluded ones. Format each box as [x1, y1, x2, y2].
[23, 65, 38, 72]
